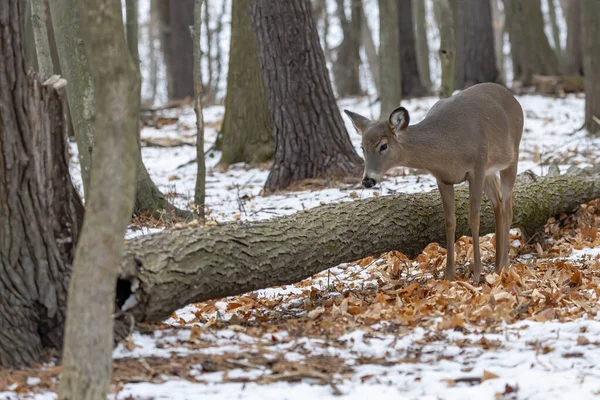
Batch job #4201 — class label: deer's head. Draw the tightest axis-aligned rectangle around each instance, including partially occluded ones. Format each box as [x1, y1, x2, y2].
[344, 107, 409, 188]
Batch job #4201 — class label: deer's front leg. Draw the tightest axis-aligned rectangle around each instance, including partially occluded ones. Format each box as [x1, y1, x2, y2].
[437, 180, 456, 280]
[468, 172, 485, 284]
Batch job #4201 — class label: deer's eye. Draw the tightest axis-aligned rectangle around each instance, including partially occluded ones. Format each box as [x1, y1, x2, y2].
[380, 143, 388, 152]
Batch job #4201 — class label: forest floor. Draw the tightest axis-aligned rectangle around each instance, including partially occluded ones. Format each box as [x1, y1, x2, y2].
[3, 92, 600, 399]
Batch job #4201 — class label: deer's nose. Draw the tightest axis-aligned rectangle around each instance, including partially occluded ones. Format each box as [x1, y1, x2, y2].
[362, 177, 376, 188]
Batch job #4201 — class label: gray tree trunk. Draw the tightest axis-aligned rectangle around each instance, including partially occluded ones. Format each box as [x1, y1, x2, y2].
[193, 0, 206, 215]
[0, 0, 81, 368]
[125, 0, 139, 66]
[434, 0, 455, 98]
[49, 0, 95, 198]
[219, 0, 273, 166]
[361, 7, 380, 95]
[454, 0, 499, 89]
[491, 0, 505, 83]
[333, 0, 363, 97]
[504, 0, 560, 86]
[398, 0, 427, 97]
[560, 0, 583, 75]
[57, 0, 139, 398]
[115, 171, 600, 329]
[249, 0, 363, 192]
[378, 0, 402, 117]
[582, 0, 600, 135]
[30, 0, 54, 78]
[413, 0, 431, 90]
[547, 0, 561, 55]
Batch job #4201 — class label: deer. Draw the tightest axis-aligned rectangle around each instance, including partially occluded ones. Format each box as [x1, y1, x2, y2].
[344, 83, 524, 284]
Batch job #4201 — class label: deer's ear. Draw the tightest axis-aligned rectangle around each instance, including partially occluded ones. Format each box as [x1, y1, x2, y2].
[343, 109, 370, 135]
[388, 107, 409, 134]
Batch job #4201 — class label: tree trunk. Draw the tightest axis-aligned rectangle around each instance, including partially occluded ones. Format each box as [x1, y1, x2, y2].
[249, 0, 363, 192]
[116, 171, 600, 328]
[454, 0, 499, 89]
[49, 0, 95, 198]
[560, 0, 583, 76]
[160, 0, 195, 101]
[434, 0, 455, 98]
[219, 0, 273, 166]
[0, 0, 81, 367]
[398, 0, 427, 97]
[193, 0, 206, 215]
[203, 0, 214, 102]
[490, 0, 505, 83]
[582, 0, 600, 136]
[57, 0, 139, 398]
[504, 0, 560, 86]
[379, 0, 402, 117]
[333, 0, 363, 97]
[547, 0, 561, 55]
[413, 0, 431, 90]
[360, 7, 380, 95]
[125, 0, 139, 66]
[30, 0, 54, 78]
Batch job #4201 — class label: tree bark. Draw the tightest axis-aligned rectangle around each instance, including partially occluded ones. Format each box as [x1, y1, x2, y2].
[0, 0, 80, 367]
[560, 0, 583, 76]
[159, 0, 195, 101]
[379, 0, 402, 117]
[547, 0, 561, 55]
[504, 0, 560, 86]
[454, 0, 499, 89]
[125, 0, 139, 66]
[490, 0, 505, 84]
[116, 171, 600, 327]
[434, 0, 455, 98]
[413, 0, 431, 90]
[333, 0, 363, 97]
[582, 0, 600, 136]
[249, 0, 363, 192]
[57, 0, 139, 398]
[193, 0, 206, 215]
[360, 7, 380, 95]
[398, 0, 427, 97]
[30, 0, 54, 78]
[219, 0, 273, 166]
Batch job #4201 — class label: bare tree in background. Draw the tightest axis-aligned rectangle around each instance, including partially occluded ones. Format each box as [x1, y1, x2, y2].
[333, 0, 363, 97]
[158, 0, 195, 101]
[504, 0, 559, 86]
[361, 7, 380, 94]
[379, 0, 401, 116]
[454, 0, 499, 89]
[220, 0, 273, 166]
[398, 0, 427, 97]
[546, 0, 561, 55]
[434, 0, 455, 98]
[249, 0, 362, 191]
[560, 0, 583, 75]
[193, 0, 206, 215]
[491, 0, 505, 83]
[413, 0, 431, 90]
[583, 0, 600, 135]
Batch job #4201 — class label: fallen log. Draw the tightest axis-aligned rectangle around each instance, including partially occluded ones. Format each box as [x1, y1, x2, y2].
[116, 170, 600, 330]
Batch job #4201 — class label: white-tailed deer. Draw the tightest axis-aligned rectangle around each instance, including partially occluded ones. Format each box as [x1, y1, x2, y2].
[344, 83, 524, 283]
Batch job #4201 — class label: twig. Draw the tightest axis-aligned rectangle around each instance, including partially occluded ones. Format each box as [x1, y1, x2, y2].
[261, 370, 342, 396]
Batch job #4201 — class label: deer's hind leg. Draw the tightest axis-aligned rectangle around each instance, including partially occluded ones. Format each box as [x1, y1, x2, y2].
[437, 180, 456, 280]
[484, 174, 505, 273]
[499, 163, 518, 273]
[468, 170, 485, 283]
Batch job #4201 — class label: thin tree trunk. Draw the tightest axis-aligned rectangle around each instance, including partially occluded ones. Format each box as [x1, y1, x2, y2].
[203, 0, 214, 102]
[360, 7, 380, 95]
[582, 0, 600, 135]
[219, 0, 273, 166]
[379, 0, 402, 117]
[211, 0, 227, 102]
[115, 171, 600, 329]
[504, 0, 560, 86]
[413, 0, 431, 90]
[454, 0, 499, 89]
[193, 0, 206, 215]
[0, 0, 81, 367]
[434, 0, 455, 98]
[49, 0, 95, 198]
[125, 0, 139, 65]
[398, 0, 427, 97]
[30, 0, 54, 78]
[333, 0, 363, 97]
[57, 0, 139, 397]
[249, 0, 362, 192]
[560, 0, 583, 75]
[491, 0, 505, 84]
[547, 0, 561, 55]
[147, 0, 160, 106]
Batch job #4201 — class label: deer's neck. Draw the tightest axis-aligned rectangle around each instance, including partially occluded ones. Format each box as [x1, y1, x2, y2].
[396, 122, 436, 170]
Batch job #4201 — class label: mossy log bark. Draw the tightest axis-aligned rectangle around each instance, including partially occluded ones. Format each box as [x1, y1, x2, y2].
[117, 172, 600, 329]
